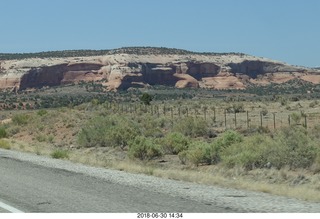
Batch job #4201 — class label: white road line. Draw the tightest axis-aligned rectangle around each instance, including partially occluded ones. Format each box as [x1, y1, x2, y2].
[0, 200, 24, 213]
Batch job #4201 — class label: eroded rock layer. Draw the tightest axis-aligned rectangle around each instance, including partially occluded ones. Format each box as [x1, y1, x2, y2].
[0, 49, 319, 91]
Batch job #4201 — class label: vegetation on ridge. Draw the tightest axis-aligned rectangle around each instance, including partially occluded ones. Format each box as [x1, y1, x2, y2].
[0, 46, 246, 60]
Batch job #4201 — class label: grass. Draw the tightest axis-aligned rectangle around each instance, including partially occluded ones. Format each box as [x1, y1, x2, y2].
[0, 139, 10, 150]
[50, 150, 69, 159]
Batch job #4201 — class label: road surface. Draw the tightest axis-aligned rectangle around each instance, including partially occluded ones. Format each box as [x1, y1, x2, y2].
[0, 148, 319, 213]
[0, 150, 231, 213]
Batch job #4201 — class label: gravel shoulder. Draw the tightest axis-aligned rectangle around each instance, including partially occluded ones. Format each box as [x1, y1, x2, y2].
[1, 148, 319, 213]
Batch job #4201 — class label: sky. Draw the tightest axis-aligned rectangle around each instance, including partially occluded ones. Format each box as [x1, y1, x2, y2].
[0, 0, 319, 67]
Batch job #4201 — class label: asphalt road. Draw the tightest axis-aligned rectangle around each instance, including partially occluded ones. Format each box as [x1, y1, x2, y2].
[1, 149, 320, 213]
[0, 154, 230, 213]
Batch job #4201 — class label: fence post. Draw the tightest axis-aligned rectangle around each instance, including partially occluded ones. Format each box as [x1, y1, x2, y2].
[246, 111, 249, 129]
[224, 109, 227, 127]
[213, 108, 216, 123]
[273, 113, 276, 130]
[288, 115, 291, 126]
[186, 108, 189, 117]
[260, 112, 263, 127]
[178, 107, 181, 118]
[304, 115, 307, 129]
[171, 107, 173, 120]
[204, 108, 207, 121]
[234, 112, 237, 128]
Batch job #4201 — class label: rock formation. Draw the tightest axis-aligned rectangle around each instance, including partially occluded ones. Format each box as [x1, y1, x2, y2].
[0, 47, 319, 91]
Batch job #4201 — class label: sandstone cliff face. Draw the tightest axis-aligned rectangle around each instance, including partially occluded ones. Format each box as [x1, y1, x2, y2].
[19, 63, 104, 90]
[0, 50, 318, 91]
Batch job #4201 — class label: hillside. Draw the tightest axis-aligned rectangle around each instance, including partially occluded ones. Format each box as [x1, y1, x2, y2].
[0, 47, 319, 92]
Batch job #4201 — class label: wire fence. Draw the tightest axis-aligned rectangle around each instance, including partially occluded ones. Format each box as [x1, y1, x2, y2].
[104, 103, 320, 131]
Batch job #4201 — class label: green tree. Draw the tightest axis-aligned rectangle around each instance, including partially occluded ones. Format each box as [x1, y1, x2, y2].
[140, 93, 153, 105]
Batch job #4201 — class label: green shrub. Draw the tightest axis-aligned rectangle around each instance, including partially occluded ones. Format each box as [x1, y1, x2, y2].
[274, 127, 318, 169]
[0, 126, 7, 139]
[162, 132, 189, 155]
[0, 139, 10, 149]
[78, 115, 140, 148]
[210, 130, 243, 164]
[309, 100, 318, 108]
[226, 103, 245, 113]
[290, 112, 302, 125]
[12, 114, 29, 125]
[221, 127, 319, 170]
[37, 109, 48, 116]
[140, 93, 153, 105]
[173, 117, 209, 137]
[221, 134, 273, 169]
[50, 150, 69, 159]
[128, 136, 163, 160]
[185, 140, 212, 166]
[139, 116, 165, 138]
[36, 134, 47, 142]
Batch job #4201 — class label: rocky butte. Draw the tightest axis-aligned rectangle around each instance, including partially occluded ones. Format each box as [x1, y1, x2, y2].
[0, 47, 319, 92]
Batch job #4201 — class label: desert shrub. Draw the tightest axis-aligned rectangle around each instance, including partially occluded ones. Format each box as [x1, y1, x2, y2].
[226, 103, 245, 113]
[128, 136, 163, 160]
[221, 127, 319, 170]
[0, 126, 7, 139]
[0, 139, 10, 149]
[51, 150, 69, 159]
[260, 108, 268, 116]
[274, 127, 318, 169]
[178, 150, 188, 165]
[173, 117, 209, 137]
[12, 114, 29, 125]
[210, 130, 243, 164]
[36, 134, 47, 142]
[138, 116, 166, 138]
[78, 115, 140, 148]
[162, 132, 189, 155]
[221, 134, 273, 169]
[309, 124, 320, 140]
[309, 100, 318, 108]
[290, 112, 302, 125]
[140, 93, 153, 105]
[37, 109, 48, 116]
[184, 140, 212, 166]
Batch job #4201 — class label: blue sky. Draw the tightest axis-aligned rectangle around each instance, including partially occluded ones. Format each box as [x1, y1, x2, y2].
[0, 0, 319, 67]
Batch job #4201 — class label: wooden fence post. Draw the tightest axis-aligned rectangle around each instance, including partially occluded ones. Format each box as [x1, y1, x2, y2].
[288, 115, 291, 126]
[273, 113, 276, 130]
[246, 111, 249, 129]
[224, 109, 227, 127]
[260, 112, 263, 127]
[234, 112, 237, 128]
[171, 107, 173, 120]
[304, 115, 307, 129]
